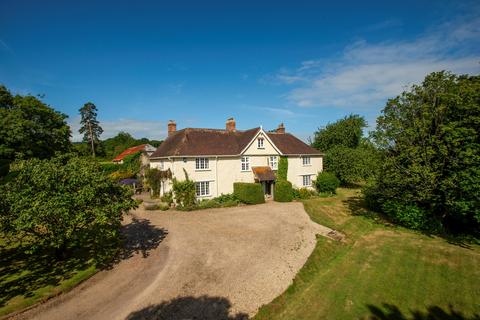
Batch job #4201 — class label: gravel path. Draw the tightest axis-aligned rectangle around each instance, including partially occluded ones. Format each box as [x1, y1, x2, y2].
[11, 201, 335, 320]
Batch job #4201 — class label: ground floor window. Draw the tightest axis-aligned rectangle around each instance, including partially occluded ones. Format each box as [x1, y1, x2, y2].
[196, 181, 210, 197]
[302, 175, 312, 187]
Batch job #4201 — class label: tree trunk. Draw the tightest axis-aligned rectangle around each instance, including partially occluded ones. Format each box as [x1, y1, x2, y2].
[88, 121, 96, 158]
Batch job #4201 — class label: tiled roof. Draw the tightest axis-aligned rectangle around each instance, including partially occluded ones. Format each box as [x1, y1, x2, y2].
[266, 132, 321, 155]
[150, 127, 322, 157]
[252, 166, 276, 181]
[113, 144, 147, 162]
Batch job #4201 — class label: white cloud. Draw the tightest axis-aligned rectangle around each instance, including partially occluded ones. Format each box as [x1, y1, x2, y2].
[68, 117, 166, 142]
[275, 14, 480, 110]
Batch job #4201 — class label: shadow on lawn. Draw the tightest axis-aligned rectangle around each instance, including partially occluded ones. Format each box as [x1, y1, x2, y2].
[126, 295, 248, 320]
[0, 216, 167, 308]
[342, 195, 474, 249]
[367, 303, 480, 320]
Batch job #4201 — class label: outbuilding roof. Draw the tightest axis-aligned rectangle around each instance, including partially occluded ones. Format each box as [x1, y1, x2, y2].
[113, 144, 148, 162]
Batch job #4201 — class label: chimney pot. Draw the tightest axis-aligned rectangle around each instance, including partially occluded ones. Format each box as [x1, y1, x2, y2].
[226, 117, 236, 132]
[168, 120, 177, 136]
[276, 123, 285, 134]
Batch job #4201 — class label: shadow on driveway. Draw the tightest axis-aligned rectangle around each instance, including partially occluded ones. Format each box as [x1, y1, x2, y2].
[126, 295, 248, 320]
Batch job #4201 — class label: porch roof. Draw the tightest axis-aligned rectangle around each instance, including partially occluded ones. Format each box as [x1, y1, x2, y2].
[252, 166, 276, 181]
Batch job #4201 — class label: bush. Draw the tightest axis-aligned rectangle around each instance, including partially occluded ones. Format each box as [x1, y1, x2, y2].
[277, 157, 288, 181]
[314, 172, 340, 194]
[160, 191, 173, 206]
[99, 162, 120, 175]
[293, 187, 317, 200]
[143, 201, 169, 211]
[233, 182, 265, 204]
[0, 154, 137, 262]
[172, 174, 196, 208]
[381, 200, 431, 230]
[274, 180, 293, 202]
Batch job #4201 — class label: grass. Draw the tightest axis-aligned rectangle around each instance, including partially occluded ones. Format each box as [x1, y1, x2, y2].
[254, 188, 480, 320]
[0, 240, 98, 317]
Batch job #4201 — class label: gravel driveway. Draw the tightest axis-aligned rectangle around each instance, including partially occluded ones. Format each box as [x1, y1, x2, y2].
[11, 201, 333, 320]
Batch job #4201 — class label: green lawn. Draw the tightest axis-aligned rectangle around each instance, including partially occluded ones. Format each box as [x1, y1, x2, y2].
[254, 189, 480, 320]
[0, 240, 97, 317]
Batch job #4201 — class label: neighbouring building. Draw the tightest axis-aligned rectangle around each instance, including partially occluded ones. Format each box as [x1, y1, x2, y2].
[149, 118, 323, 199]
[112, 144, 157, 167]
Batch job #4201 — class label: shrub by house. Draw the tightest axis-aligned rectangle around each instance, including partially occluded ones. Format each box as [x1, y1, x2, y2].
[233, 182, 265, 204]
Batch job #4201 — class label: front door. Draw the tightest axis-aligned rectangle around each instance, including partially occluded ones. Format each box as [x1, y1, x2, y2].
[262, 181, 272, 195]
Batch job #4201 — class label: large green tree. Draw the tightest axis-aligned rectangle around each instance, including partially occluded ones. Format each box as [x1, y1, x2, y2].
[367, 71, 480, 233]
[79, 102, 103, 158]
[0, 85, 71, 175]
[312, 114, 378, 185]
[0, 154, 137, 260]
[312, 114, 366, 151]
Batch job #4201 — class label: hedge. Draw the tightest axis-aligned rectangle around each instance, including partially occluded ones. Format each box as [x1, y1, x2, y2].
[314, 172, 340, 194]
[274, 180, 293, 202]
[233, 182, 265, 204]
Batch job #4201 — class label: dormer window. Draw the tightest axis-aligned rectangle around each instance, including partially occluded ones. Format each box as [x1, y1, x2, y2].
[257, 137, 264, 149]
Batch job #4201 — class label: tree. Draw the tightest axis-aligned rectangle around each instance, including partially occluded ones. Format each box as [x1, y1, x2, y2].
[0, 154, 137, 260]
[79, 102, 103, 158]
[0, 85, 71, 173]
[324, 141, 380, 185]
[367, 71, 480, 233]
[312, 114, 366, 152]
[311, 114, 377, 185]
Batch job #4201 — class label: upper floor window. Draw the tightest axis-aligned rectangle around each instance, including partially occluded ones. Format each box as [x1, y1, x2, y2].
[268, 156, 278, 170]
[241, 156, 250, 171]
[195, 157, 209, 170]
[302, 175, 312, 187]
[302, 156, 311, 166]
[257, 137, 264, 149]
[159, 160, 164, 170]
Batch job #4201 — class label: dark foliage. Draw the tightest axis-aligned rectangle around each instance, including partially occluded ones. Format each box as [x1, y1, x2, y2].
[274, 180, 294, 202]
[0, 154, 137, 261]
[233, 182, 265, 204]
[314, 172, 340, 194]
[312, 114, 366, 152]
[0, 84, 71, 167]
[277, 157, 288, 181]
[367, 71, 480, 234]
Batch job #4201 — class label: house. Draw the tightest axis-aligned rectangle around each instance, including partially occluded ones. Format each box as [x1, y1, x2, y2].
[149, 118, 323, 198]
[112, 144, 157, 166]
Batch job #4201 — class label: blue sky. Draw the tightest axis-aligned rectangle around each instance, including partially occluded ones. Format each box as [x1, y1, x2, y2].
[1, 0, 479, 141]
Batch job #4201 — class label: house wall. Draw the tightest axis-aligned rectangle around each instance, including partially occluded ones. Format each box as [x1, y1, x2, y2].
[286, 155, 323, 189]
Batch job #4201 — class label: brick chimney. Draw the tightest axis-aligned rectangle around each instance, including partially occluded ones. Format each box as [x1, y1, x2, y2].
[276, 123, 285, 134]
[226, 117, 236, 132]
[168, 120, 177, 136]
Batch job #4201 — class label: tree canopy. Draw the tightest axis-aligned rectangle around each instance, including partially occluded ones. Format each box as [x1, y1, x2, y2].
[0, 154, 137, 260]
[366, 71, 480, 233]
[312, 114, 378, 185]
[0, 85, 71, 166]
[312, 114, 366, 152]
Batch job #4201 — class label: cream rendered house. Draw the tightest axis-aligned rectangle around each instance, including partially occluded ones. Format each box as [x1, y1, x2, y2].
[149, 118, 323, 199]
